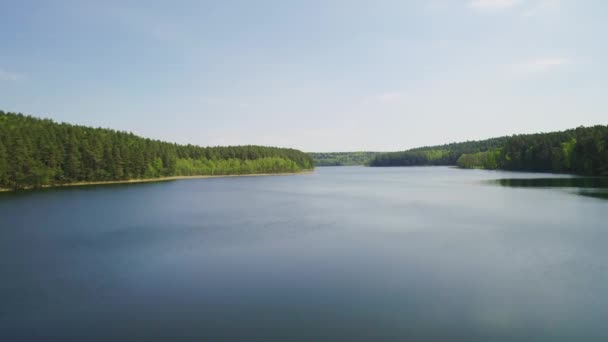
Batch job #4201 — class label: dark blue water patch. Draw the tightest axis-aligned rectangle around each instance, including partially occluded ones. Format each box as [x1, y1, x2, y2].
[576, 189, 608, 200]
[488, 177, 608, 201]
[491, 177, 608, 189]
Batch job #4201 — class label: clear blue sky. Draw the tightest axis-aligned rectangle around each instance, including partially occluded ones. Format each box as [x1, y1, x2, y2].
[1, 0, 606, 151]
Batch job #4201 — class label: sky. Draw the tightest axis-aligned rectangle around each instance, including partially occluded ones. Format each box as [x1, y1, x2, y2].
[0, 0, 606, 152]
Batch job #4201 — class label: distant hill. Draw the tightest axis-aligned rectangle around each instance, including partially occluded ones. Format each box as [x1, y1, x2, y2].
[309, 152, 381, 166]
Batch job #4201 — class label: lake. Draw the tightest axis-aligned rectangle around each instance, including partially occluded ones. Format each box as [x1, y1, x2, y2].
[1, 166, 607, 341]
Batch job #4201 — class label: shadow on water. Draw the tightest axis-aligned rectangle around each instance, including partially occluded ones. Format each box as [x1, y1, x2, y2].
[577, 190, 608, 200]
[489, 177, 608, 201]
[0, 180, 177, 199]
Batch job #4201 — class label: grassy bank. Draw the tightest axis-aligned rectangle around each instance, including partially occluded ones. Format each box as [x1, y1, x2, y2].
[0, 170, 314, 192]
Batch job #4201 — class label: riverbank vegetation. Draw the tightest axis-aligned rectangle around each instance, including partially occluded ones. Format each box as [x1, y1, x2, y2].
[457, 126, 608, 175]
[368, 137, 507, 167]
[0, 111, 314, 190]
[370, 126, 608, 176]
[309, 152, 380, 166]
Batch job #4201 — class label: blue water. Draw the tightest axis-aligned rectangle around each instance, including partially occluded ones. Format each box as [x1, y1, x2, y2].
[1, 166, 607, 341]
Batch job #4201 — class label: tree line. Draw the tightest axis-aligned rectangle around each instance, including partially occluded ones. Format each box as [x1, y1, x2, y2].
[309, 152, 381, 166]
[368, 137, 507, 167]
[0, 111, 314, 189]
[457, 125, 608, 175]
[370, 125, 608, 176]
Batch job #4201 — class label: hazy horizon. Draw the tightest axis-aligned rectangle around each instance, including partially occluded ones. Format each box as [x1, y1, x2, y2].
[1, 0, 607, 152]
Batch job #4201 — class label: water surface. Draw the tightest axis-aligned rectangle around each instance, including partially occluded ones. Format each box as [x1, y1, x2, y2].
[1, 167, 607, 341]
[492, 176, 608, 200]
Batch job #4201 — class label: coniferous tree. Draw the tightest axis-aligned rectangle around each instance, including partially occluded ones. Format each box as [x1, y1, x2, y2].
[0, 111, 314, 189]
[0, 139, 7, 185]
[371, 126, 608, 176]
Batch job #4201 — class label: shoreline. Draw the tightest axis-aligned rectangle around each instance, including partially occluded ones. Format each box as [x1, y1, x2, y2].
[0, 170, 314, 192]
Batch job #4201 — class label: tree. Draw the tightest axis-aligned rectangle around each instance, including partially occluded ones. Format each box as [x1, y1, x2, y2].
[0, 140, 7, 186]
[0, 111, 314, 189]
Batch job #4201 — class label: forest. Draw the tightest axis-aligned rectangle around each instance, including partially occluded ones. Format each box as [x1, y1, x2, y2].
[0, 111, 314, 190]
[309, 152, 381, 166]
[457, 126, 608, 175]
[371, 126, 608, 176]
[368, 137, 507, 167]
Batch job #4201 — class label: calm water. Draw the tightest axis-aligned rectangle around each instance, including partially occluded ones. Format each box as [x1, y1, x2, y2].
[1, 166, 607, 341]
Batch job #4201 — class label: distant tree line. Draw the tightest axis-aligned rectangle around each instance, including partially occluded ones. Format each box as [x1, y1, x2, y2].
[309, 152, 381, 166]
[457, 126, 608, 175]
[370, 126, 608, 176]
[368, 137, 507, 166]
[0, 111, 314, 189]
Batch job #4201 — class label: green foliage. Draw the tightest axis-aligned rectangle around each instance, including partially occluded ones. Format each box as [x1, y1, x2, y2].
[424, 149, 449, 161]
[0, 139, 7, 185]
[369, 137, 508, 167]
[498, 126, 608, 175]
[561, 138, 576, 169]
[309, 152, 381, 166]
[174, 157, 299, 176]
[457, 150, 501, 169]
[373, 125, 608, 176]
[0, 111, 313, 189]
